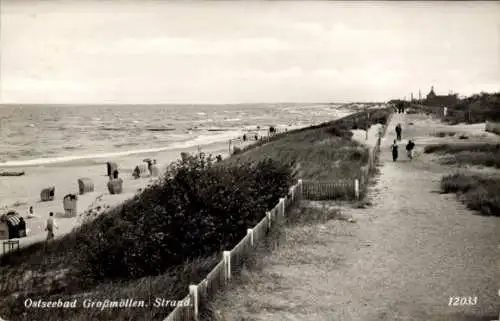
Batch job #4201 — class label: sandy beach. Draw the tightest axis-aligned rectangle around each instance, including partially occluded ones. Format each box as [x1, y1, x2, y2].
[0, 138, 256, 251]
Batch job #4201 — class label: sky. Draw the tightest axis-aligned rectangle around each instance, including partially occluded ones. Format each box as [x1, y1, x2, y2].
[0, 0, 499, 104]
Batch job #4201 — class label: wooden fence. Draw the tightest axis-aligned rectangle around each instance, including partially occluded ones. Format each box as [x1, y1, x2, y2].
[300, 114, 390, 202]
[164, 180, 303, 321]
[164, 113, 392, 320]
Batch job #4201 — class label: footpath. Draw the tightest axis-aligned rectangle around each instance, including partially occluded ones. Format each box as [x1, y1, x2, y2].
[213, 112, 500, 321]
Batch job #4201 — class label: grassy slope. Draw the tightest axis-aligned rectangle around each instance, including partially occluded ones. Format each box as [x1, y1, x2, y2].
[0, 107, 390, 321]
[424, 142, 500, 169]
[422, 131, 500, 217]
[227, 108, 390, 181]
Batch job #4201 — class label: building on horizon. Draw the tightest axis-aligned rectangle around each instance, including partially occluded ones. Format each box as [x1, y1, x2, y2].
[424, 86, 459, 107]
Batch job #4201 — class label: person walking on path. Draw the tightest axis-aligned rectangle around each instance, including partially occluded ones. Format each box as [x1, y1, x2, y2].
[45, 212, 58, 241]
[391, 140, 399, 161]
[395, 123, 402, 141]
[406, 140, 415, 160]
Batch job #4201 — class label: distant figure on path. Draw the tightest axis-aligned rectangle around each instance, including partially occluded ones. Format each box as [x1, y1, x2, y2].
[395, 123, 402, 141]
[243, 134, 247, 142]
[45, 212, 58, 241]
[391, 140, 399, 161]
[406, 140, 415, 160]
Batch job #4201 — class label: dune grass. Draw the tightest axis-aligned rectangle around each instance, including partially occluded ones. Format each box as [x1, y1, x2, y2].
[226, 108, 391, 181]
[423, 142, 500, 169]
[199, 201, 345, 320]
[424, 142, 500, 216]
[0, 108, 390, 321]
[432, 131, 457, 138]
[440, 173, 500, 216]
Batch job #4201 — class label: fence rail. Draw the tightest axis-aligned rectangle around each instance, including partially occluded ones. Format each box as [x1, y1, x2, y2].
[164, 114, 391, 321]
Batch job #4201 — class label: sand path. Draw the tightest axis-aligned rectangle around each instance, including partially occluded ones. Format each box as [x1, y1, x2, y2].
[213, 112, 500, 320]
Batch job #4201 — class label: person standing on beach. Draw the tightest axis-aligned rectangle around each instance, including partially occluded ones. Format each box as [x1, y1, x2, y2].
[406, 140, 415, 160]
[391, 140, 399, 161]
[28, 206, 35, 218]
[45, 212, 58, 241]
[395, 123, 402, 141]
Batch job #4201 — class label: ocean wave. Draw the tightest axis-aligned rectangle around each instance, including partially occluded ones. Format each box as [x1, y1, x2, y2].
[0, 130, 242, 167]
[100, 127, 126, 131]
[113, 142, 141, 148]
[63, 145, 83, 150]
[145, 128, 176, 132]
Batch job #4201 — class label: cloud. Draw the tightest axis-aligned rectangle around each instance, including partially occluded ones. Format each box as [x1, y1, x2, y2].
[238, 67, 303, 80]
[95, 37, 293, 56]
[3, 78, 90, 92]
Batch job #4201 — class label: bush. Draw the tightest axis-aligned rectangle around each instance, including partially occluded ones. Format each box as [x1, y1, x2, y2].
[440, 173, 500, 216]
[423, 143, 500, 154]
[76, 153, 294, 281]
[432, 131, 456, 137]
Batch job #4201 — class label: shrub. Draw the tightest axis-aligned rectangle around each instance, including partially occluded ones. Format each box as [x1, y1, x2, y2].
[433, 131, 456, 137]
[423, 143, 500, 154]
[440, 173, 500, 216]
[75, 153, 294, 281]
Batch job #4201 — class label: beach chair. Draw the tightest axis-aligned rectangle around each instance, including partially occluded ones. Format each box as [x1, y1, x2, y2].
[107, 178, 123, 195]
[107, 162, 118, 178]
[63, 194, 78, 217]
[149, 164, 159, 177]
[40, 186, 55, 202]
[133, 164, 150, 179]
[78, 178, 94, 195]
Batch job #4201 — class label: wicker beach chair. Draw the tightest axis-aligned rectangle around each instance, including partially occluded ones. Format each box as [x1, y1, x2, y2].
[40, 186, 55, 202]
[78, 178, 94, 195]
[132, 164, 150, 179]
[107, 162, 118, 178]
[107, 178, 123, 195]
[63, 194, 78, 217]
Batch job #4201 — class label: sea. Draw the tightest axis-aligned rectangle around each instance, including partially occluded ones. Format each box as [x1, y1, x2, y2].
[0, 103, 367, 167]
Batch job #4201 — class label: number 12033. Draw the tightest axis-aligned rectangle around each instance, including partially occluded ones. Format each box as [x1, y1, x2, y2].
[448, 296, 477, 306]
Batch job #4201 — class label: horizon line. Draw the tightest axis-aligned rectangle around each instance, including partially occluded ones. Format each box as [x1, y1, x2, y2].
[0, 101, 386, 107]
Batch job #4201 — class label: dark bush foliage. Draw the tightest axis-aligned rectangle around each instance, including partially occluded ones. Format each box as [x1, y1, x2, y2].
[424, 143, 500, 154]
[441, 174, 500, 216]
[75, 153, 294, 280]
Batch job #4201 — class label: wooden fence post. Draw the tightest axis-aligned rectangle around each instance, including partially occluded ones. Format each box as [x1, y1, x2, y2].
[247, 228, 254, 247]
[279, 197, 286, 217]
[223, 251, 231, 282]
[298, 179, 303, 200]
[291, 186, 295, 202]
[354, 179, 359, 200]
[189, 285, 199, 320]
